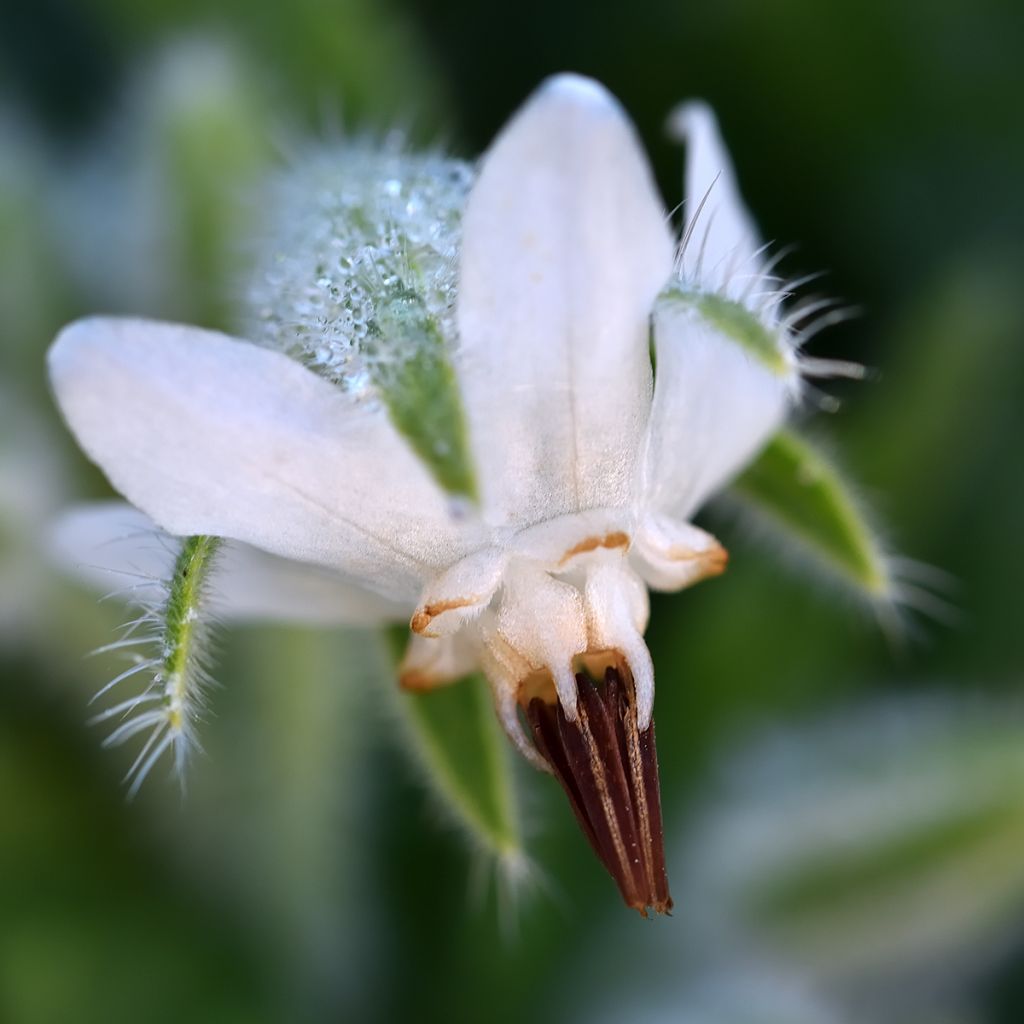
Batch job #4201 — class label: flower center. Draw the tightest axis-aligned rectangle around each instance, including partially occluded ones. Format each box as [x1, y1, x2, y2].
[526, 662, 672, 917]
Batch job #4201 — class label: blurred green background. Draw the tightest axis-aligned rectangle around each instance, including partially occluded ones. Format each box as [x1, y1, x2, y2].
[2, 0, 1023, 1021]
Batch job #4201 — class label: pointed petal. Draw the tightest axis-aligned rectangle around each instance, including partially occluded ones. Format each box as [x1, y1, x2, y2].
[457, 74, 674, 526]
[669, 101, 762, 297]
[583, 560, 654, 728]
[631, 513, 729, 592]
[398, 631, 482, 692]
[49, 318, 484, 602]
[642, 300, 792, 518]
[49, 501, 180, 606]
[50, 501, 412, 625]
[214, 547, 413, 626]
[510, 507, 630, 570]
[487, 561, 587, 718]
[409, 546, 507, 638]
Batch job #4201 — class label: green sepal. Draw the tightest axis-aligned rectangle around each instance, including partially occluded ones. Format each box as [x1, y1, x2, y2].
[660, 286, 789, 375]
[162, 535, 221, 688]
[372, 291, 478, 501]
[387, 629, 522, 864]
[729, 429, 890, 598]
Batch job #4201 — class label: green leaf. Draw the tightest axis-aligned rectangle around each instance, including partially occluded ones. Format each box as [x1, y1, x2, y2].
[729, 429, 890, 599]
[388, 631, 522, 866]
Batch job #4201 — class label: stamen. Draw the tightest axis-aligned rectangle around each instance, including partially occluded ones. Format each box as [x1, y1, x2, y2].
[526, 667, 672, 916]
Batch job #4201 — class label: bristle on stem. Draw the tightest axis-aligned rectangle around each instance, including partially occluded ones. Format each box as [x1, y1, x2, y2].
[92, 533, 222, 795]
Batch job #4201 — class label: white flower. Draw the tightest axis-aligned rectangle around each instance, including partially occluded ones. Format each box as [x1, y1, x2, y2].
[49, 75, 803, 914]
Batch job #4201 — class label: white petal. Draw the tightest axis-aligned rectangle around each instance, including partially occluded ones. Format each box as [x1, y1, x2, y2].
[631, 513, 728, 592]
[410, 546, 507, 638]
[583, 560, 654, 728]
[50, 501, 412, 626]
[488, 560, 586, 717]
[642, 302, 790, 518]
[49, 318, 484, 603]
[669, 102, 762, 298]
[510, 506, 630, 570]
[399, 631, 482, 692]
[478, 634, 550, 772]
[215, 544, 412, 627]
[49, 501, 178, 606]
[457, 74, 674, 527]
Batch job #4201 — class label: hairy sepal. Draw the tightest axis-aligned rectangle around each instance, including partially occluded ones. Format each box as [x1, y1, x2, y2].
[728, 429, 892, 604]
[92, 533, 222, 796]
[388, 630, 525, 875]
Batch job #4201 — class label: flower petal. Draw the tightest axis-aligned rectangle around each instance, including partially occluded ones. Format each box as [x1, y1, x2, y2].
[669, 101, 763, 297]
[457, 74, 674, 527]
[398, 631, 482, 692]
[630, 513, 729, 592]
[410, 546, 507, 638]
[583, 560, 654, 728]
[510, 507, 630, 571]
[642, 301, 792, 518]
[49, 318, 485, 602]
[485, 560, 587, 718]
[50, 501, 412, 626]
